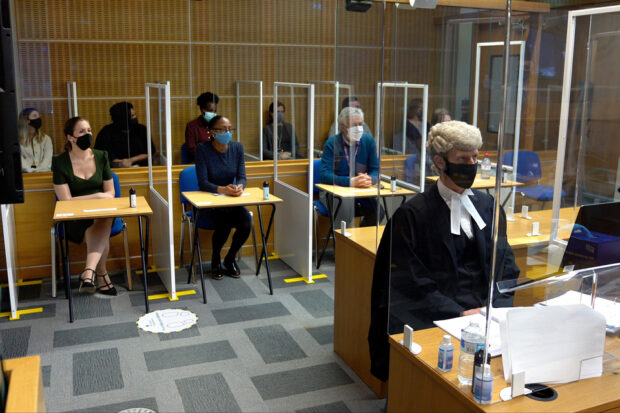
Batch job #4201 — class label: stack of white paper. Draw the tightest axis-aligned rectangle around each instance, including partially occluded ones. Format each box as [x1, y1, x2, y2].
[433, 313, 502, 357]
[536, 290, 619, 333]
[500, 305, 607, 384]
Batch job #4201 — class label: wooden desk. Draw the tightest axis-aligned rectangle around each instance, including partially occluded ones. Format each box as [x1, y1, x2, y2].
[388, 328, 620, 413]
[182, 187, 283, 298]
[315, 183, 414, 268]
[426, 174, 523, 190]
[334, 226, 386, 397]
[53, 196, 153, 322]
[3, 355, 45, 412]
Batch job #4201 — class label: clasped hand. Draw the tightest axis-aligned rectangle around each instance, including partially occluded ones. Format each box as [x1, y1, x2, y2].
[221, 184, 244, 197]
[350, 173, 372, 188]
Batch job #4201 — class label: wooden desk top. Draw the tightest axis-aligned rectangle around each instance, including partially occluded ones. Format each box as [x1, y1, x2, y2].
[506, 207, 579, 249]
[389, 328, 620, 412]
[182, 187, 283, 209]
[315, 183, 415, 199]
[335, 226, 385, 257]
[3, 355, 45, 413]
[53, 196, 152, 221]
[426, 174, 523, 189]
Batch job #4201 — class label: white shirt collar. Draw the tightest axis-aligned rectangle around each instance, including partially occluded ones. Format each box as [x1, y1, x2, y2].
[437, 178, 486, 238]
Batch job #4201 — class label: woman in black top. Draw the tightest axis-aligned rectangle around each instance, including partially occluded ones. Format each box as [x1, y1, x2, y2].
[195, 115, 251, 279]
[52, 117, 117, 295]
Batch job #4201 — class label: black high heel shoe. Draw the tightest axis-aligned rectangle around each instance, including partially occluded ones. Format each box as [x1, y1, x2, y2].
[96, 273, 118, 296]
[79, 268, 97, 293]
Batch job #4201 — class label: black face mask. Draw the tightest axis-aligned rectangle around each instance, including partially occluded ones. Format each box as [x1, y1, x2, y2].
[29, 118, 42, 129]
[74, 133, 93, 150]
[128, 117, 138, 127]
[416, 109, 423, 119]
[444, 160, 477, 189]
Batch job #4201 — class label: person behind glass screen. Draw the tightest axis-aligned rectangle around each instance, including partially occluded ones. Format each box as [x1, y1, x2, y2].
[185, 91, 219, 163]
[320, 107, 381, 227]
[431, 107, 452, 126]
[18, 108, 53, 172]
[52, 117, 118, 296]
[195, 115, 251, 280]
[368, 120, 519, 382]
[395, 98, 430, 155]
[94, 102, 155, 168]
[262, 101, 302, 160]
[327, 96, 372, 139]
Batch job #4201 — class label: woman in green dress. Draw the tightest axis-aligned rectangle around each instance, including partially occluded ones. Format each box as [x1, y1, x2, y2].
[52, 117, 117, 295]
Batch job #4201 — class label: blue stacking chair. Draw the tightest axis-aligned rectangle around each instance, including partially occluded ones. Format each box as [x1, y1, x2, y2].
[50, 171, 132, 298]
[503, 150, 565, 209]
[181, 143, 190, 164]
[405, 154, 417, 183]
[312, 159, 331, 269]
[178, 166, 258, 280]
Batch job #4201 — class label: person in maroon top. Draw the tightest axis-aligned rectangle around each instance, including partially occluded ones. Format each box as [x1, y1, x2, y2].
[184, 91, 219, 163]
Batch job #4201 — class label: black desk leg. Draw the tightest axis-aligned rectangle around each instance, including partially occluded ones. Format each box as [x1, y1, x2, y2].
[318, 195, 341, 269]
[61, 223, 74, 323]
[255, 204, 276, 295]
[138, 216, 150, 314]
[188, 207, 207, 304]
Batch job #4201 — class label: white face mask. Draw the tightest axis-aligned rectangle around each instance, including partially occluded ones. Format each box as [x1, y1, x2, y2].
[347, 125, 364, 142]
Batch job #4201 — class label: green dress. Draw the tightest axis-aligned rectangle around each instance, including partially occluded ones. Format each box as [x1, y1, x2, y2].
[52, 149, 113, 243]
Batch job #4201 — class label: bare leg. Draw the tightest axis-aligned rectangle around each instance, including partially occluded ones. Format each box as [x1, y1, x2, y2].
[84, 218, 113, 289]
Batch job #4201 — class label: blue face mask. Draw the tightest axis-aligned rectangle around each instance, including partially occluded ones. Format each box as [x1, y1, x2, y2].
[203, 112, 216, 122]
[215, 132, 232, 145]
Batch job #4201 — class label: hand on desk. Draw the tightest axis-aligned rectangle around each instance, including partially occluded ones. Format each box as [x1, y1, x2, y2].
[278, 151, 292, 160]
[219, 184, 244, 197]
[113, 158, 133, 168]
[351, 173, 372, 188]
[460, 307, 482, 317]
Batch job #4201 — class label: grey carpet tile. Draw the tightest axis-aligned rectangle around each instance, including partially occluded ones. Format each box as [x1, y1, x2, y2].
[291, 290, 334, 318]
[211, 302, 291, 325]
[53, 322, 139, 348]
[0, 326, 30, 358]
[73, 347, 124, 396]
[0, 303, 56, 323]
[72, 293, 114, 320]
[250, 362, 354, 401]
[42, 365, 51, 387]
[143, 340, 236, 371]
[18, 283, 43, 301]
[210, 277, 257, 302]
[158, 324, 201, 341]
[297, 401, 352, 413]
[244, 324, 307, 364]
[176, 372, 241, 413]
[305, 324, 334, 345]
[69, 397, 158, 413]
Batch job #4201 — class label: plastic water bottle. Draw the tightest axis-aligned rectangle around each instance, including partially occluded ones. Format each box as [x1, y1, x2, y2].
[262, 181, 269, 200]
[458, 321, 484, 385]
[473, 363, 494, 404]
[390, 175, 397, 192]
[437, 334, 454, 372]
[481, 152, 492, 179]
[129, 188, 136, 208]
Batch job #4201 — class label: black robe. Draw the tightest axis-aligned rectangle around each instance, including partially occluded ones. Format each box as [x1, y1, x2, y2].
[368, 184, 520, 382]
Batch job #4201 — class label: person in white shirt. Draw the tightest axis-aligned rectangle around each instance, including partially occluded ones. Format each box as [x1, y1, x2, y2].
[368, 120, 519, 382]
[18, 108, 53, 173]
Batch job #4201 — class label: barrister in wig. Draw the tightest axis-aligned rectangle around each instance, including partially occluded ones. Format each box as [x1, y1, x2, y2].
[368, 120, 520, 382]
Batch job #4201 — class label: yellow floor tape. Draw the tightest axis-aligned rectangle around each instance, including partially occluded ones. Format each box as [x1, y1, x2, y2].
[147, 289, 197, 302]
[0, 279, 43, 288]
[283, 274, 328, 284]
[0, 307, 44, 321]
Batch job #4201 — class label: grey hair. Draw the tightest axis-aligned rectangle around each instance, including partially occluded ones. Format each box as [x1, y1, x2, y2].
[338, 106, 364, 128]
[426, 120, 482, 173]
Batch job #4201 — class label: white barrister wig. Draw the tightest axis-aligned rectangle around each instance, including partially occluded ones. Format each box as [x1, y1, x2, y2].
[426, 120, 482, 158]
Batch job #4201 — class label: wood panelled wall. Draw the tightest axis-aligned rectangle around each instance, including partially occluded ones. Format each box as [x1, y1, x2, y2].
[14, 0, 445, 161]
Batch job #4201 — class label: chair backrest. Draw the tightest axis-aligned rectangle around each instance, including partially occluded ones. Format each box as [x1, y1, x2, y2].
[312, 159, 322, 194]
[405, 154, 417, 183]
[179, 166, 199, 205]
[503, 150, 542, 184]
[181, 143, 190, 164]
[111, 171, 121, 198]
